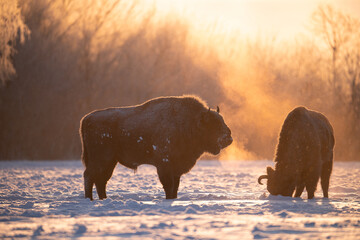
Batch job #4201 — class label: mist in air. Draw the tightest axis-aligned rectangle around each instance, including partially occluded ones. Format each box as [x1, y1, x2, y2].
[1, 0, 360, 161]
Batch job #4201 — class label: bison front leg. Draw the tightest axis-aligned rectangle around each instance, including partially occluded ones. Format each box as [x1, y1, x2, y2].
[171, 175, 181, 199]
[157, 167, 177, 199]
[305, 173, 320, 199]
[294, 184, 305, 198]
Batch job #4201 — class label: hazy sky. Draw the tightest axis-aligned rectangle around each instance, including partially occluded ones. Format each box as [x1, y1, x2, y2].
[154, 0, 360, 39]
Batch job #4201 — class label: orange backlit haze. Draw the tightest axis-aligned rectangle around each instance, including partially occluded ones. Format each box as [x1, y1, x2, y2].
[154, 0, 360, 39]
[1, 0, 360, 161]
[151, 0, 360, 160]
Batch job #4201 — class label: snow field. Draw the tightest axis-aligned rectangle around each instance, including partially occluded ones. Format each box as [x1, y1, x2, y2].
[0, 160, 359, 239]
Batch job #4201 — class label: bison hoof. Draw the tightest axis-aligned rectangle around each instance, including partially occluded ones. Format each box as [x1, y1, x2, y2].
[165, 196, 177, 200]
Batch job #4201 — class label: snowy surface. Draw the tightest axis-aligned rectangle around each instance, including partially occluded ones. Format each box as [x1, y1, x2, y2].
[0, 160, 359, 239]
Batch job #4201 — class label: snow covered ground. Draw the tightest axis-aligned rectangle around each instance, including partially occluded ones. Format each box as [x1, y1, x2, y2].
[0, 160, 359, 239]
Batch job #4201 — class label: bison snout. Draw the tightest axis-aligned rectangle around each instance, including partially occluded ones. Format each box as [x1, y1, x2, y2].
[218, 134, 233, 148]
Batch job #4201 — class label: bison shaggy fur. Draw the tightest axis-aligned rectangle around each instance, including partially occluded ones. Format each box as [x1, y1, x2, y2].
[258, 106, 335, 199]
[80, 96, 232, 200]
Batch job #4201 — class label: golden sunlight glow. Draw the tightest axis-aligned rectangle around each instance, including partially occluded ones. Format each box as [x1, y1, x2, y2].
[7, 0, 359, 161]
[154, 0, 360, 39]
[149, 0, 360, 160]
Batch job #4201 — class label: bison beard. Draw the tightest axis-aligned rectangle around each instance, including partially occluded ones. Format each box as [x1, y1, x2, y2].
[80, 96, 232, 200]
[258, 106, 335, 199]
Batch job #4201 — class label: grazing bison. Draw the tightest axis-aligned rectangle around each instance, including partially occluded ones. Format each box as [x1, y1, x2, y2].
[258, 106, 335, 199]
[80, 96, 232, 200]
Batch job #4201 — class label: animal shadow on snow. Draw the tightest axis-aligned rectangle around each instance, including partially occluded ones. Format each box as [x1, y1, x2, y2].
[264, 196, 339, 215]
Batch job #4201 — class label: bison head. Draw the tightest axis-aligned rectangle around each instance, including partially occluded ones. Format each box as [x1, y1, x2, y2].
[258, 166, 294, 197]
[199, 107, 232, 155]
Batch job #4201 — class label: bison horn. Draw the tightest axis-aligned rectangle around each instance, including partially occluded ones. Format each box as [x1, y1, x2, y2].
[216, 106, 220, 113]
[258, 175, 268, 185]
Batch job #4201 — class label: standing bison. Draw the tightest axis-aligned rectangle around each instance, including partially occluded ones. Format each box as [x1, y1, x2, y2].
[80, 96, 232, 200]
[258, 106, 335, 199]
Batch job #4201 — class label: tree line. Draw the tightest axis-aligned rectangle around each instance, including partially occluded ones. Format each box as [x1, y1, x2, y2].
[0, 1, 359, 161]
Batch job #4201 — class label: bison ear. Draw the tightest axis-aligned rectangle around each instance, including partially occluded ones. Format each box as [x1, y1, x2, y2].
[267, 166, 275, 176]
[216, 106, 220, 113]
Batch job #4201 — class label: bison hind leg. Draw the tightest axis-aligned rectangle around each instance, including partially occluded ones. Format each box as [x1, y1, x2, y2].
[321, 160, 333, 198]
[84, 170, 94, 200]
[95, 180, 107, 200]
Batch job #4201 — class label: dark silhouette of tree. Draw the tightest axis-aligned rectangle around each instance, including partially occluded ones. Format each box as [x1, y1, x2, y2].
[312, 5, 360, 160]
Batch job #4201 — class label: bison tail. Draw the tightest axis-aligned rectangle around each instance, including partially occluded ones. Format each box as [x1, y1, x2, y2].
[80, 117, 89, 167]
[81, 139, 88, 167]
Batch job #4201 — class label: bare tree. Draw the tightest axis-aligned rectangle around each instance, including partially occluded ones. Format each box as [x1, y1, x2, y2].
[312, 5, 360, 159]
[311, 5, 354, 97]
[0, 0, 29, 85]
[343, 29, 360, 120]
